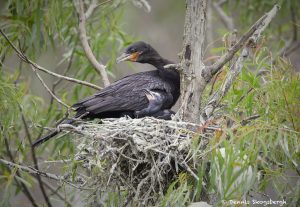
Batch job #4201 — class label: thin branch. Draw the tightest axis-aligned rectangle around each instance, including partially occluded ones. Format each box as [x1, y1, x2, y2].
[30, 62, 101, 90]
[76, 0, 110, 87]
[0, 158, 86, 189]
[19, 107, 53, 207]
[182, 162, 199, 181]
[32, 66, 71, 109]
[0, 158, 63, 181]
[0, 29, 102, 90]
[248, 5, 279, 46]
[240, 114, 260, 126]
[203, 4, 279, 82]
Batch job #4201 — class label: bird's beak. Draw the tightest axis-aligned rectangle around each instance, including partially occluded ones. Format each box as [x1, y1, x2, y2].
[143, 89, 155, 101]
[116, 52, 141, 63]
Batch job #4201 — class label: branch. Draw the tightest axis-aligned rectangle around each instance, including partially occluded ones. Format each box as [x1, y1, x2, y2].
[0, 158, 63, 181]
[201, 48, 249, 120]
[0, 159, 86, 190]
[203, 4, 279, 82]
[30, 62, 101, 90]
[0, 29, 102, 90]
[32, 66, 71, 109]
[77, 0, 110, 87]
[201, 4, 279, 121]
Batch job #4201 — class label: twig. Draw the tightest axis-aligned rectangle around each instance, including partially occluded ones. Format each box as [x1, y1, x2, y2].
[240, 114, 260, 126]
[0, 29, 102, 90]
[0, 158, 62, 181]
[208, 70, 222, 95]
[248, 5, 279, 46]
[203, 5, 279, 82]
[236, 87, 254, 104]
[19, 106, 53, 207]
[182, 162, 199, 181]
[32, 66, 70, 109]
[0, 158, 86, 189]
[76, 0, 110, 87]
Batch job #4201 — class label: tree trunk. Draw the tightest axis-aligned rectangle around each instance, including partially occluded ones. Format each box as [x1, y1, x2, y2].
[179, 0, 208, 123]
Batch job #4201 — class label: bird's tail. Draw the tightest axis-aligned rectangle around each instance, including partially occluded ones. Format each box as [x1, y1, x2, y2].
[32, 130, 59, 148]
[32, 118, 74, 148]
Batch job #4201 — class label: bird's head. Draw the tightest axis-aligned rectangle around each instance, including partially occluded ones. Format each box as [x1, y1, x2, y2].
[116, 41, 160, 64]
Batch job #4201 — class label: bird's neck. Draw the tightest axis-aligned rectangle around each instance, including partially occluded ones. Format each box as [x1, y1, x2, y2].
[148, 57, 180, 82]
[148, 57, 173, 69]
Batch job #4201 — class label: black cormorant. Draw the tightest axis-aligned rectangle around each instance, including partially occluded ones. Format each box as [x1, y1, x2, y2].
[32, 41, 180, 147]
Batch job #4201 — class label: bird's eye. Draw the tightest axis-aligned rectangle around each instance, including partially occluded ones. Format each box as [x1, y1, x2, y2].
[130, 48, 137, 53]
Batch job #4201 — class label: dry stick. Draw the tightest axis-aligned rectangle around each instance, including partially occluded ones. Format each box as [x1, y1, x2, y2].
[77, 0, 110, 87]
[202, 4, 279, 120]
[203, 10, 271, 82]
[1, 128, 39, 207]
[0, 29, 101, 90]
[203, 48, 249, 119]
[19, 108, 53, 207]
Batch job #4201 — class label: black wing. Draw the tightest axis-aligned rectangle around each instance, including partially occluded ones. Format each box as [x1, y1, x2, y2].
[73, 71, 173, 117]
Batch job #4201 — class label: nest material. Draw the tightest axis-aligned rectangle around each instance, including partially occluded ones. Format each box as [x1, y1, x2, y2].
[60, 117, 215, 205]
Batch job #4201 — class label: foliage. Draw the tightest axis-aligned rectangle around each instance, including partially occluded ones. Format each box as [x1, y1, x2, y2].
[160, 55, 300, 207]
[0, 0, 134, 206]
[0, 0, 299, 206]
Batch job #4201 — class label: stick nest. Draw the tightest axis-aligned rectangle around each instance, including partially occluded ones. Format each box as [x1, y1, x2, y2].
[60, 117, 215, 205]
